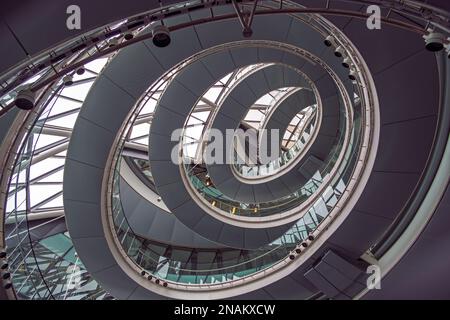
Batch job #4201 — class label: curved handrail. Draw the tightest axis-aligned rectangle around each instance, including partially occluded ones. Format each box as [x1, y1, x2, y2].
[111, 157, 300, 285]
[182, 108, 349, 218]
[180, 63, 352, 219]
[233, 106, 318, 179]
[109, 103, 363, 289]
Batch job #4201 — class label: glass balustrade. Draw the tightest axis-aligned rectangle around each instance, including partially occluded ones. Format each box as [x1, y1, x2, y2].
[111, 155, 333, 286]
[6, 112, 110, 299]
[111, 103, 362, 286]
[181, 100, 356, 219]
[233, 108, 318, 178]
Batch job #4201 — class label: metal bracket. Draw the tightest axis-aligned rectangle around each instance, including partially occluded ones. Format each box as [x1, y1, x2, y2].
[231, 0, 259, 37]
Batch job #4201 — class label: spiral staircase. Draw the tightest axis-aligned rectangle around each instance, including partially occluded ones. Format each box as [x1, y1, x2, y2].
[0, 0, 449, 300]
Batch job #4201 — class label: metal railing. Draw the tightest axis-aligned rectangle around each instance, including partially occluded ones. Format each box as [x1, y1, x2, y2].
[111, 155, 331, 286]
[233, 106, 318, 179]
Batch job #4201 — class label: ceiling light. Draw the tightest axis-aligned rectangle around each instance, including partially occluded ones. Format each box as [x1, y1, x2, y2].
[334, 46, 345, 58]
[349, 69, 358, 81]
[423, 31, 446, 52]
[151, 23, 171, 48]
[0, 260, 8, 270]
[3, 280, 12, 290]
[124, 33, 134, 41]
[63, 75, 74, 86]
[324, 35, 336, 47]
[342, 57, 351, 69]
[15, 88, 35, 110]
[76, 68, 85, 75]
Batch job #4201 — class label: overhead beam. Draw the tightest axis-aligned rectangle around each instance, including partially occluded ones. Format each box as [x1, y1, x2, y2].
[5, 209, 64, 225]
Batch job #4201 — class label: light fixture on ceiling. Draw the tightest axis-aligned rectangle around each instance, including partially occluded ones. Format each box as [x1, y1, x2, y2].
[0, 259, 8, 270]
[1, 271, 10, 280]
[3, 279, 12, 290]
[349, 68, 358, 81]
[342, 57, 352, 69]
[108, 38, 119, 47]
[76, 68, 85, 75]
[63, 75, 74, 86]
[334, 46, 345, 58]
[423, 30, 446, 52]
[15, 88, 36, 110]
[324, 35, 336, 47]
[151, 23, 171, 48]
